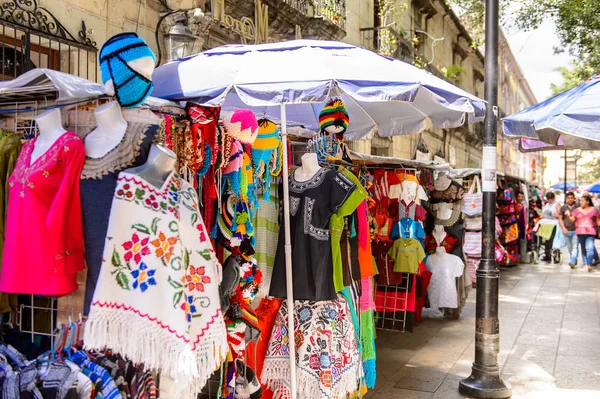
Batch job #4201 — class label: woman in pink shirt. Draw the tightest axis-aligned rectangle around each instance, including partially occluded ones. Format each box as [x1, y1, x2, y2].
[567, 195, 600, 272]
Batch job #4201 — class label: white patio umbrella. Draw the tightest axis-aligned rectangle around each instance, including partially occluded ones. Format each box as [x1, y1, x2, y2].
[152, 39, 485, 398]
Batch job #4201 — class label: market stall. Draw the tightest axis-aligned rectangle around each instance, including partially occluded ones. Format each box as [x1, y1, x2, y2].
[0, 36, 486, 399]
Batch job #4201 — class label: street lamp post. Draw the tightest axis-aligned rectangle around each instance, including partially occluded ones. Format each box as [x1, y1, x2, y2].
[165, 14, 197, 62]
[459, 0, 512, 397]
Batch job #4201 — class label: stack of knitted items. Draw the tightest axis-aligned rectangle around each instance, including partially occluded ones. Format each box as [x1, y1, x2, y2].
[220, 253, 264, 399]
[213, 109, 259, 248]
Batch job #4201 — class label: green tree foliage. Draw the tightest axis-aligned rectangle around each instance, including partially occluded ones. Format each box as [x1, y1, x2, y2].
[448, 0, 600, 77]
[550, 61, 595, 96]
[579, 157, 600, 184]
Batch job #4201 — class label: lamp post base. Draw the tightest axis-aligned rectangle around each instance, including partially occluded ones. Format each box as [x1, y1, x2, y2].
[459, 372, 512, 399]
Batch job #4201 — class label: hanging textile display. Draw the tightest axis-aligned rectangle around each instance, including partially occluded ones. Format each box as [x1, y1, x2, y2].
[80, 122, 161, 315]
[269, 168, 356, 301]
[0, 132, 22, 312]
[0, 131, 85, 296]
[85, 172, 228, 398]
[262, 297, 361, 399]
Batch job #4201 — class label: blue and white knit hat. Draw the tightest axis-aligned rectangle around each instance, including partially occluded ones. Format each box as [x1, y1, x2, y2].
[99, 32, 156, 108]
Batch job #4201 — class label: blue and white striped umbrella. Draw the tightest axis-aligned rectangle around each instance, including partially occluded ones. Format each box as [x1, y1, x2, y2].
[504, 75, 600, 150]
[152, 40, 485, 140]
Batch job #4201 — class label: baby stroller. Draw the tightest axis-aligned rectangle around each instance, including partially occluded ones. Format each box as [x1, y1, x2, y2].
[527, 199, 562, 264]
[533, 220, 563, 264]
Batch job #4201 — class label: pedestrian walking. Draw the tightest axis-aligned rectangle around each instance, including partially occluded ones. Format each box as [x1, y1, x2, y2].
[567, 194, 600, 272]
[559, 192, 579, 268]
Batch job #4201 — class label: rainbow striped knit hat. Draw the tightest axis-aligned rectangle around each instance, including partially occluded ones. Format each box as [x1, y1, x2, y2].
[319, 98, 349, 135]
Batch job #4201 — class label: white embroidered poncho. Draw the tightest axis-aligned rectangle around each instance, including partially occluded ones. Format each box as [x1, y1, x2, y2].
[85, 171, 228, 398]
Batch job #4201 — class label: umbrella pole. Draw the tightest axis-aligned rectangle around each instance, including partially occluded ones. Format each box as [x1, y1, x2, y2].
[280, 103, 298, 399]
[459, 0, 511, 397]
[564, 149, 568, 193]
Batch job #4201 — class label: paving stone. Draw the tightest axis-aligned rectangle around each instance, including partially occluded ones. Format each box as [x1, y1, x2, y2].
[554, 355, 600, 391]
[369, 260, 600, 398]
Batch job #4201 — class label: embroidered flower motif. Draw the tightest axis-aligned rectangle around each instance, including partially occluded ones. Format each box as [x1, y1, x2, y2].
[151, 232, 178, 263]
[122, 233, 151, 264]
[42, 170, 50, 178]
[130, 262, 156, 292]
[319, 370, 333, 388]
[180, 295, 197, 322]
[298, 305, 313, 324]
[309, 353, 320, 370]
[181, 266, 211, 292]
[197, 224, 207, 242]
[294, 330, 304, 349]
[319, 351, 331, 369]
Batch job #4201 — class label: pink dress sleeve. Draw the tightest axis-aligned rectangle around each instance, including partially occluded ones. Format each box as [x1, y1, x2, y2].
[46, 135, 85, 275]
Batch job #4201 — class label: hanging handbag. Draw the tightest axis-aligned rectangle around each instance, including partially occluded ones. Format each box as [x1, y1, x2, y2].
[464, 215, 483, 231]
[465, 256, 480, 284]
[497, 202, 515, 215]
[495, 243, 507, 263]
[462, 175, 483, 216]
[463, 231, 482, 257]
[501, 223, 519, 243]
[498, 214, 518, 225]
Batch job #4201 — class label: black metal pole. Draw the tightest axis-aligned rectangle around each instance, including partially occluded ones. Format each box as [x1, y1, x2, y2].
[459, 0, 511, 397]
[564, 149, 567, 193]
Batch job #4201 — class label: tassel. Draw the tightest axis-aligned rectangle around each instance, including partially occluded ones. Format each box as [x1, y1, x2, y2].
[364, 359, 376, 388]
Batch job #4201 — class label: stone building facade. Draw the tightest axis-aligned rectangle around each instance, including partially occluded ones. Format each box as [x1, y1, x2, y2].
[0, 0, 541, 180]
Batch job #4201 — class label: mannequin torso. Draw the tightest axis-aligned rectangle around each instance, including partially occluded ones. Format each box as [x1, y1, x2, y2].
[433, 225, 447, 246]
[294, 152, 321, 182]
[31, 108, 67, 164]
[125, 144, 176, 189]
[85, 101, 128, 158]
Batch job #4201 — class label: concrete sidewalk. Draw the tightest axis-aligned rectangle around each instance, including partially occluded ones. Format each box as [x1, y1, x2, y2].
[367, 261, 600, 398]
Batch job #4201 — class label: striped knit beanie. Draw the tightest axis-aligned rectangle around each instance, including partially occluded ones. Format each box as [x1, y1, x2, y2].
[99, 32, 156, 107]
[319, 98, 349, 135]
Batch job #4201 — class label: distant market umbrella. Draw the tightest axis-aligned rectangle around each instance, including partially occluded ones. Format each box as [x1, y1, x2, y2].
[503, 74, 600, 150]
[587, 183, 600, 194]
[153, 39, 485, 398]
[153, 40, 485, 140]
[551, 182, 577, 191]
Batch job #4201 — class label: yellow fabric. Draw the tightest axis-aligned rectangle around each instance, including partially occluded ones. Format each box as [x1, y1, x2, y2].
[538, 224, 555, 242]
[387, 238, 425, 274]
[396, 171, 420, 184]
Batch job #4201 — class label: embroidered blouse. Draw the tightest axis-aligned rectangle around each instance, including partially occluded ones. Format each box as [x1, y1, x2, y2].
[270, 168, 356, 301]
[80, 122, 159, 315]
[0, 132, 85, 296]
[424, 233, 458, 255]
[84, 172, 228, 399]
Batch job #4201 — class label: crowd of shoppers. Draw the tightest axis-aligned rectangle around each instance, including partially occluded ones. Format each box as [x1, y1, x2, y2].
[543, 191, 600, 272]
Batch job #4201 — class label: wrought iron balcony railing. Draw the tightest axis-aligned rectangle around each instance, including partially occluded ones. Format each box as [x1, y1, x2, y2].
[360, 26, 450, 82]
[313, 0, 346, 31]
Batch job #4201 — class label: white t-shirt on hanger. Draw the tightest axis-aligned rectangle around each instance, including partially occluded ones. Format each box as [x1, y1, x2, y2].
[426, 250, 464, 310]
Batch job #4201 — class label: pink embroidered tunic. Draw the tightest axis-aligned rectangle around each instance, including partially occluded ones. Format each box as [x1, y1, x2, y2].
[0, 131, 85, 296]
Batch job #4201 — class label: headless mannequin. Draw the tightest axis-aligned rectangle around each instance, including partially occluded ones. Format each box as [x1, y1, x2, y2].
[433, 225, 447, 246]
[85, 101, 128, 158]
[294, 152, 321, 182]
[125, 144, 176, 189]
[31, 108, 67, 164]
[400, 181, 418, 203]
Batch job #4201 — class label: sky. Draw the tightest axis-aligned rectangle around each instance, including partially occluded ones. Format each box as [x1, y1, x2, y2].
[503, 18, 574, 102]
